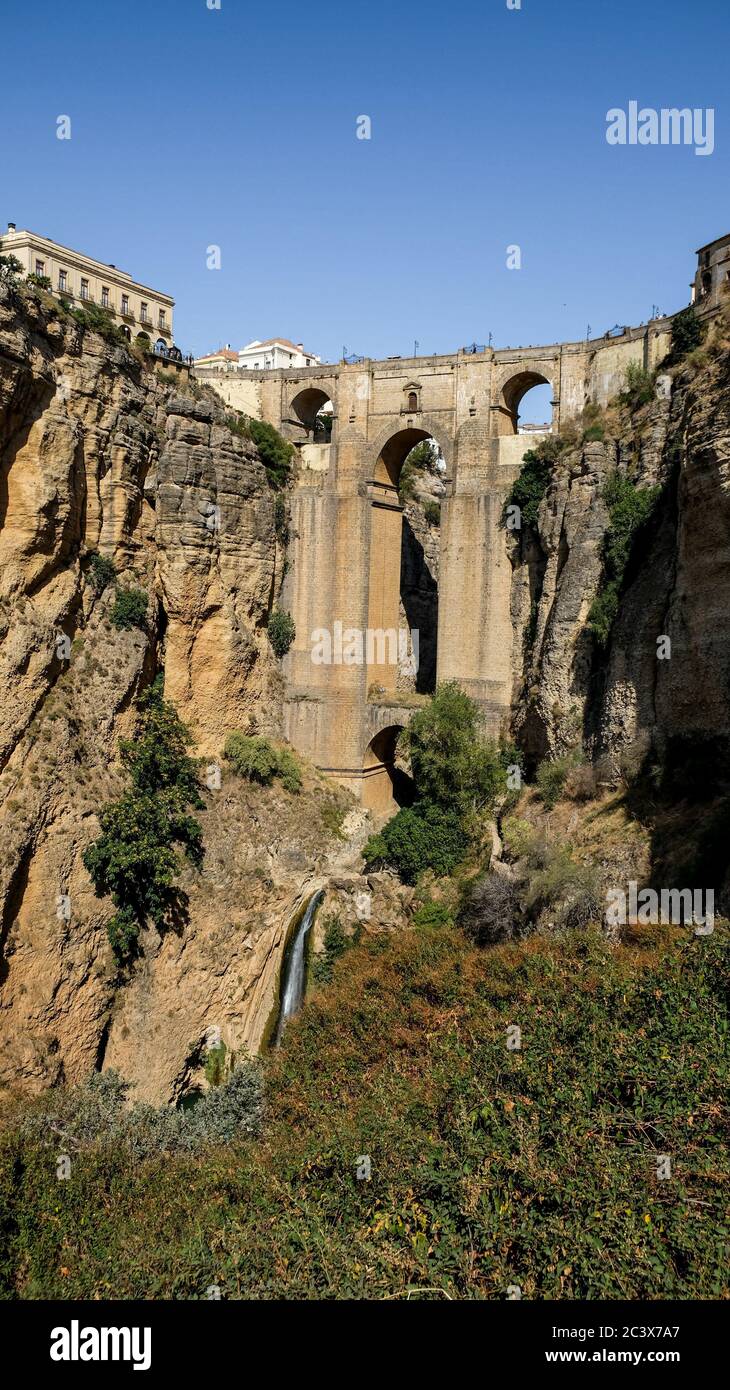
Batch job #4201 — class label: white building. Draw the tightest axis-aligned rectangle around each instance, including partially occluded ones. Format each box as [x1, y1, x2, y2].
[238, 338, 320, 370]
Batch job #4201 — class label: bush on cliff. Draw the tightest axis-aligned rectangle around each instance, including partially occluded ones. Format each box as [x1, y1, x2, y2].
[87, 551, 117, 595]
[268, 608, 295, 657]
[223, 733, 302, 792]
[362, 803, 467, 884]
[588, 472, 661, 647]
[247, 417, 295, 489]
[111, 585, 148, 631]
[83, 680, 203, 963]
[503, 435, 564, 533]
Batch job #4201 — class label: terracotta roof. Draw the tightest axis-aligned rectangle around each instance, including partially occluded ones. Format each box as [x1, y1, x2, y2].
[195, 348, 238, 361]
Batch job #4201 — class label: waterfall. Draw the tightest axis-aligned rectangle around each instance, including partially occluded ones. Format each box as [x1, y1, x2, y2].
[273, 889, 324, 1046]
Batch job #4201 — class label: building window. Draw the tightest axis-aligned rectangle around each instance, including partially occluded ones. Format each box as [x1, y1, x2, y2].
[306, 358, 311, 365]
[35, 259, 45, 277]
[80, 278, 89, 301]
[121, 294, 129, 315]
[58, 269, 67, 291]
[101, 286, 110, 307]
[158, 310, 166, 329]
[408, 391, 418, 411]
[141, 301, 149, 323]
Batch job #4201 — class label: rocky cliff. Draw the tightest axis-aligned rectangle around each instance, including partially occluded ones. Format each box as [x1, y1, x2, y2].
[0, 284, 387, 1104]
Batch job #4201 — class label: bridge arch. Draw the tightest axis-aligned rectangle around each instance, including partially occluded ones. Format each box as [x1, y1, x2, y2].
[497, 368, 555, 434]
[287, 385, 335, 439]
[368, 415, 453, 485]
[366, 419, 447, 698]
[362, 724, 413, 815]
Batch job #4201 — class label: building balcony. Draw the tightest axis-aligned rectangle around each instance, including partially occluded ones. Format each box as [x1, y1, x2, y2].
[120, 309, 135, 323]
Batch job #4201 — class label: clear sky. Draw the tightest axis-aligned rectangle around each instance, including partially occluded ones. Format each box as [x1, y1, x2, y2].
[1, 0, 728, 378]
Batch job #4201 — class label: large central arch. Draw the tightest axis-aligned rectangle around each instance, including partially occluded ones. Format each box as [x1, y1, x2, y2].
[366, 422, 445, 697]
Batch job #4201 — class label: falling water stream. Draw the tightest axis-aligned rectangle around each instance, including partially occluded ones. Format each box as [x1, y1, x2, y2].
[273, 889, 324, 1046]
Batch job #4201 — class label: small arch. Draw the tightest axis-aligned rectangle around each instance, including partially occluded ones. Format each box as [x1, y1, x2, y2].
[136, 330, 151, 344]
[408, 391, 418, 412]
[289, 386, 334, 439]
[499, 370, 553, 434]
[362, 725, 413, 814]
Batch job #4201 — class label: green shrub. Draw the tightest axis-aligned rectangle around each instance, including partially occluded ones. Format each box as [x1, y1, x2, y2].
[224, 733, 280, 785]
[111, 586, 148, 631]
[582, 423, 605, 441]
[535, 752, 580, 809]
[26, 272, 52, 291]
[362, 802, 468, 884]
[87, 551, 117, 595]
[0, 254, 23, 286]
[204, 1042, 227, 1088]
[276, 747, 302, 793]
[618, 360, 655, 411]
[83, 680, 203, 962]
[524, 843, 601, 929]
[223, 734, 301, 793]
[274, 494, 289, 545]
[501, 815, 535, 861]
[423, 499, 441, 526]
[268, 608, 295, 658]
[71, 300, 126, 344]
[412, 899, 452, 930]
[247, 417, 295, 488]
[588, 472, 661, 647]
[503, 435, 564, 532]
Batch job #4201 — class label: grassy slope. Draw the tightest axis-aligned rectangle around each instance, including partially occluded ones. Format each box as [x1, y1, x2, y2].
[1, 919, 727, 1300]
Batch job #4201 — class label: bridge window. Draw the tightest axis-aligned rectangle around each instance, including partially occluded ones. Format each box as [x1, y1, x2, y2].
[408, 391, 418, 412]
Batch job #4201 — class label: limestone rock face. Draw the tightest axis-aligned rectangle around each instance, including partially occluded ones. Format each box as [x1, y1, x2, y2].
[509, 334, 730, 772]
[0, 285, 334, 1104]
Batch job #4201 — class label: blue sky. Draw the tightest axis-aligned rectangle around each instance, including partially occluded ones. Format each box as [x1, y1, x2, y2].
[1, 0, 728, 384]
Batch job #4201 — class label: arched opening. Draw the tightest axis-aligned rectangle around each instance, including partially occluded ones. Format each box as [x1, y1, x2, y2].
[362, 725, 414, 815]
[368, 427, 441, 697]
[500, 371, 554, 435]
[408, 391, 418, 412]
[136, 330, 150, 345]
[288, 387, 334, 441]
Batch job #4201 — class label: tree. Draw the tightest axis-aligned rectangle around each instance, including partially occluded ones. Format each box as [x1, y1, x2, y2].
[0, 254, 23, 287]
[83, 680, 203, 963]
[401, 681, 507, 817]
[363, 803, 467, 884]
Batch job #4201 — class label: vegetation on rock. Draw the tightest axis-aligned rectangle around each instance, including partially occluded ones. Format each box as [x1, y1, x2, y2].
[588, 472, 661, 647]
[268, 607, 295, 657]
[83, 680, 204, 962]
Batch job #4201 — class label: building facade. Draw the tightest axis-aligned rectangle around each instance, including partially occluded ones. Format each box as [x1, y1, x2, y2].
[238, 338, 320, 370]
[192, 347, 239, 372]
[691, 233, 730, 313]
[0, 223, 174, 347]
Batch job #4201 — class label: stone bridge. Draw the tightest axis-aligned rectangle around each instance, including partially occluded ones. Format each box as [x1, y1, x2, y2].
[197, 318, 674, 813]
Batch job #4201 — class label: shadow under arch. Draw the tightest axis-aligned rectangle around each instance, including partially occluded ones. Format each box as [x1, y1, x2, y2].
[362, 724, 414, 816]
